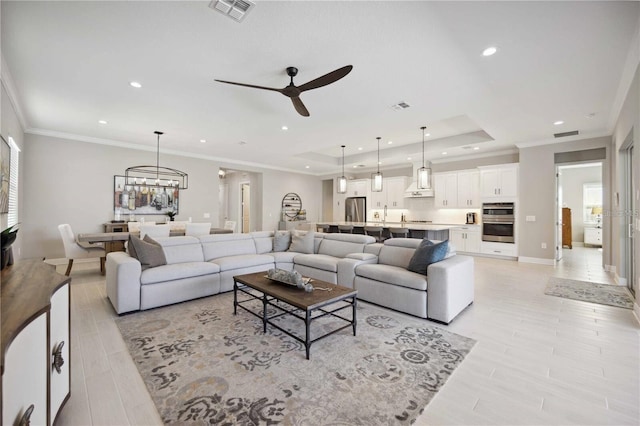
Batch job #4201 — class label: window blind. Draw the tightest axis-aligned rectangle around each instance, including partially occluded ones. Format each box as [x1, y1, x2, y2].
[8, 137, 19, 227]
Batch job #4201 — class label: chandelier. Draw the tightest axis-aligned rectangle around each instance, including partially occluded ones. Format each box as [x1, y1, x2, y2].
[125, 131, 189, 189]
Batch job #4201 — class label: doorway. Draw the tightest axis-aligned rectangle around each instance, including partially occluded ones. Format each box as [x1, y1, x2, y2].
[556, 162, 604, 265]
[241, 182, 250, 233]
[623, 141, 635, 296]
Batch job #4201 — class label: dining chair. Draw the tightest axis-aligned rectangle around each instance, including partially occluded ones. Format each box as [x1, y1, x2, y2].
[127, 221, 156, 233]
[185, 222, 212, 236]
[224, 221, 237, 233]
[389, 227, 410, 238]
[58, 224, 106, 276]
[169, 220, 189, 232]
[140, 224, 171, 239]
[338, 224, 354, 234]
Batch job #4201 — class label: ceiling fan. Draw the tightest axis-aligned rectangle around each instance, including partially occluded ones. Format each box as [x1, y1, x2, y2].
[214, 65, 353, 117]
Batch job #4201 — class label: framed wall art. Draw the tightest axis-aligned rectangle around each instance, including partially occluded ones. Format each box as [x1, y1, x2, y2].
[113, 175, 179, 216]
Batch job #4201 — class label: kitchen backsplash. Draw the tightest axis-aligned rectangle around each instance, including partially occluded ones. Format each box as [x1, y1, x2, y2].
[368, 197, 481, 224]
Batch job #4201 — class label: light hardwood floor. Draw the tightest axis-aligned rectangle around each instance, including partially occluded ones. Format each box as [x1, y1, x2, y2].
[55, 247, 639, 425]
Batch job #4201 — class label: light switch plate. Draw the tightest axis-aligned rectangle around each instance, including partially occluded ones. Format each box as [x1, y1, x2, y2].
[526, 215, 536, 222]
[203, 213, 210, 218]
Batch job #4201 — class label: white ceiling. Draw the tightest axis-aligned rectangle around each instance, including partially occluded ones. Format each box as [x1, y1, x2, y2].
[2, 1, 639, 175]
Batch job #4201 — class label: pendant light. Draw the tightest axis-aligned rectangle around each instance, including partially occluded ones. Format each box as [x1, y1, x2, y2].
[417, 126, 431, 189]
[337, 145, 347, 194]
[125, 131, 189, 189]
[371, 137, 383, 192]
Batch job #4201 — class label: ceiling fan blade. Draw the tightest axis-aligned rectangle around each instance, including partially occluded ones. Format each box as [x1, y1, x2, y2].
[291, 97, 310, 117]
[297, 65, 353, 93]
[214, 79, 283, 93]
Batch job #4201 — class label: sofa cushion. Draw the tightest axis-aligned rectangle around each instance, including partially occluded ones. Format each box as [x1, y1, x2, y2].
[199, 233, 257, 260]
[294, 254, 339, 273]
[154, 236, 204, 264]
[407, 240, 449, 275]
[273, 230, 291, 252]
[252, 231, 274, 254]
[211, 254, 274, 271]
[129, 235, 167, 271]
[288, 230, 315, 254]
[269, 251, 298, 263]
[141, 261, 220, 285]
[318, 238, 371, 258]
[356, 263, 427, 291]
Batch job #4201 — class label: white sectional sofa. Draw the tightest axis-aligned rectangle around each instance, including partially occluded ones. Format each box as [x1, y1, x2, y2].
[106, 231, 474, 324]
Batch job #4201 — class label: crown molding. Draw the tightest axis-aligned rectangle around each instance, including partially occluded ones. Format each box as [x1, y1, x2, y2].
[24, 128, 316, 176]
[1, 54, 29, 130]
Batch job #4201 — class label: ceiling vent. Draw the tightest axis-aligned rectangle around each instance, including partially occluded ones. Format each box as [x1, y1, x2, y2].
[391, 101, 411, 111]
[209, 0, 255, 22]
[554, 130, 579, 138]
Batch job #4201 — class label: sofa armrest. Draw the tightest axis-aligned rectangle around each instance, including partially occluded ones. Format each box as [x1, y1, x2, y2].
[337, 254, 379, 288]
[426, 255, 474, 324]
[106, 251, 142, 314]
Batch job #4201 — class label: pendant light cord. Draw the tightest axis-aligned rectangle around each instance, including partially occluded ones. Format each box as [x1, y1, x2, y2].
[376, 137, 381, 172]
[421, 126, 426, 167]
[341, 145, 345, 175]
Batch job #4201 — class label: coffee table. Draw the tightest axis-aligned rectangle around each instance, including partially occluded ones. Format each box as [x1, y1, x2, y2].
[233, 271, 357, 360]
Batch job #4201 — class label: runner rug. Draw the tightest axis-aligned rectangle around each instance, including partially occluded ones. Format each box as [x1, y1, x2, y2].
[545, 276, 634, 309]
[115, 292, 475, 425]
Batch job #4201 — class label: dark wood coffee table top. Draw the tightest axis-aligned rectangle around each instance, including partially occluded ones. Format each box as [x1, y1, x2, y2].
[234, 271, 357, 311]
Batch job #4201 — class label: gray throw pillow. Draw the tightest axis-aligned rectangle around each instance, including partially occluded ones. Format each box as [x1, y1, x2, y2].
[273, 230, 291, 252]
[128, 235, 167, 271]
[288, 230, 315, 254]
[407, 239, 449, 275]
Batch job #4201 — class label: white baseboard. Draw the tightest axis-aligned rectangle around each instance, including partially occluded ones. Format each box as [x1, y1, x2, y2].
[633, 302, 640, 326]
[571, 242, 585, 247]
[518, 256, 556, 265]
[615, 273, 628, 286]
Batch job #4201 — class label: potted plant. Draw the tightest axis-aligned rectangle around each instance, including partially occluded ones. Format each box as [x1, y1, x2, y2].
[1, 223, 19, 270]
[165, 211, 177, 222]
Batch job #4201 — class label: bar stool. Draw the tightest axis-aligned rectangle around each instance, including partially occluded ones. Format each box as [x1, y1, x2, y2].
[389, 227, 410, 238]
[364, 226, 384, 243]
[316, 224, 330, 233]
[338, 225, 354, 234]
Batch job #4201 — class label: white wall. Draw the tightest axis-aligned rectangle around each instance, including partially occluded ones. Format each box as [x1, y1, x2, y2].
[559, 165, 602, 242]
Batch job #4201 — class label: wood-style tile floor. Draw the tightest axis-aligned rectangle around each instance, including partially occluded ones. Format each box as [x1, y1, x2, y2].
[55, 247, 639, 425]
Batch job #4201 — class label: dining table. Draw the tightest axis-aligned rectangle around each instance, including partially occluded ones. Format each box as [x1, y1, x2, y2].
[77, 228, 233, 256]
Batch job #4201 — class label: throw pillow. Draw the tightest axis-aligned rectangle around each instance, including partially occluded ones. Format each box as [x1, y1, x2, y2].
[407, 239, 449, 275]
[273, 230, 291, 252]
[288, 230, 315, 254]
[128, 235, 167, 271]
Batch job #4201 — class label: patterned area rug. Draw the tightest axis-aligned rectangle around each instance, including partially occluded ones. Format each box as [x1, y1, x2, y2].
[115, 291, 476, 425]
[545, 277, 634, 309]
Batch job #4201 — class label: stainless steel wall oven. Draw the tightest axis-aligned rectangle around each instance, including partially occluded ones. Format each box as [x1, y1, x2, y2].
[482, 202, 515, 243]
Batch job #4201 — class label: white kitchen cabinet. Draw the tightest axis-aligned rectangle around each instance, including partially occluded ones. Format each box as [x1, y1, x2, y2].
[480, 164, 518, 199]
[346, 179, 369, 197]
[584, 227, 602, 246]
[50, 284, 70, 420]
[457, 170, 481, 208]
[434, 173, 458, 207]
[369, 177, 408, 209]
[450, 226, 481, 253]
[481, 241, 518, 257]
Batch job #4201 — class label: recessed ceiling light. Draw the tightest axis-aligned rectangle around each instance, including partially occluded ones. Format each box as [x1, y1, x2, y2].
[129, 81, 142, 88]
[378, 161, 382, 165]
[200, 139, 207, 143]
[305, 165, 310, 169]
[98, 120, 108, 125]
[442, 152, 448, 155]
[353, 165, 358, 168]
[238, 141, 246, 145]
[387, 141, 393, 145]
[554, 120, 564, 125]
[407, 157, 412, 161]
[425, 133, 431, 137]
[473, 146, 480, 150]
[482, 46, 498, 56]
[281, 126, 288, 131]
[358, 147, 363, 151]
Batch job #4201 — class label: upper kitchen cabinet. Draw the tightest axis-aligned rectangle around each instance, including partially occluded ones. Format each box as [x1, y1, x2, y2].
[346, 179, 369, 198]
[434, 173, 458, 207]
[479, 164, 519, 200]
[370, 177, 409, 209]
[457, 170, 480, 208]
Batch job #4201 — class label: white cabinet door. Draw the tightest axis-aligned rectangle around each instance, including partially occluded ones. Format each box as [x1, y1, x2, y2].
[386, 177, 408, 208]
[457, 170, 480, 208]
[450, 227, 481, 253]
[498, 167, 518, 197]
[465, 229, 482, 253]
[347, 179, 369, 197]
[370, 189, 386, 209]
[480, 165, 518, 199]
[449, 229, 466, 251]
[480, 169, 500, 198]
[434, 173, 457, 207]
[3, 314, 48, 426]
[50, 284, 70, 421]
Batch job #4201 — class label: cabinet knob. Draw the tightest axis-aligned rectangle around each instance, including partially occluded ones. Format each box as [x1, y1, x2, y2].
[52, 341, 65, 374]
[19, 404, 35, 426]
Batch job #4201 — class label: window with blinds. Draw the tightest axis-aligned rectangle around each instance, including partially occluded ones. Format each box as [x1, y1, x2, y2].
[8, 137, 19, 227]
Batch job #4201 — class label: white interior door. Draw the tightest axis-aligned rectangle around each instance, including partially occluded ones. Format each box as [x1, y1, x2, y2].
[241, 183, 250, 233]
[625, 143, 635, 296]
[556, 168, 563, 261]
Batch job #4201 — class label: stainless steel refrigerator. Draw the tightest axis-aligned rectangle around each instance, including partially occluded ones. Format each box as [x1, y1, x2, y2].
[345, 197, 366, 222]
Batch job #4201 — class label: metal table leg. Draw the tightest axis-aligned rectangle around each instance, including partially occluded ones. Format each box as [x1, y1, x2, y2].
[352, 297, 357, 336]
[305, 310, 311, 360]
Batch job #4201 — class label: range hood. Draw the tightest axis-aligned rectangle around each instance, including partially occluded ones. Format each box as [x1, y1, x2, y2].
[404, 180, 434, 198]
[404, 161, 434, 197]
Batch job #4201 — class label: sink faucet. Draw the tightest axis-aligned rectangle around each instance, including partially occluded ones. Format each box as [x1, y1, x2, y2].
[383, 205, 387, 224]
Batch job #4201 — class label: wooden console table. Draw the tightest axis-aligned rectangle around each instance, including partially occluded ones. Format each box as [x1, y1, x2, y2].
[1, 260, 71, 425]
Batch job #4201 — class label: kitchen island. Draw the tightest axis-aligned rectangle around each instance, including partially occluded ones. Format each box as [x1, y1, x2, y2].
[316, 221, 464, 240]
